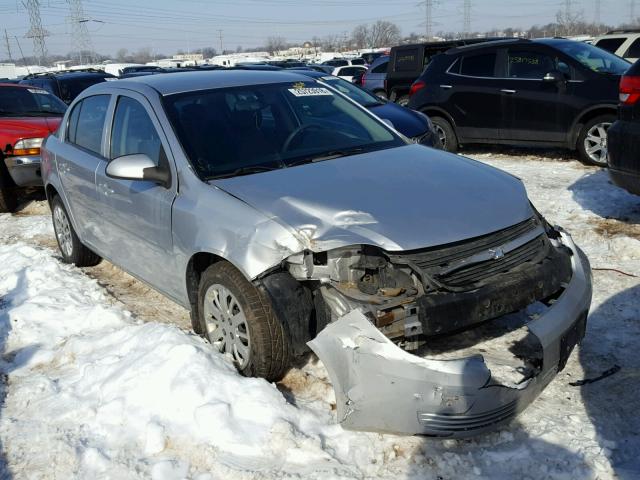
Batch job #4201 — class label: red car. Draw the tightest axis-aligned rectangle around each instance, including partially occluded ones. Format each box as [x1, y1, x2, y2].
[0, 83, 66, 212]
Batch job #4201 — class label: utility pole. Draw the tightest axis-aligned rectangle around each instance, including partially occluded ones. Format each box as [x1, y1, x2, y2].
[218, 29, 224, 54]
[67, 0, 95, 65]
[463, 0, 471, 35]
[4, 29, 13, 62]
[23, 0, 48, 66]
[424, 0, 434, 40]
[594, 0, 601, 28]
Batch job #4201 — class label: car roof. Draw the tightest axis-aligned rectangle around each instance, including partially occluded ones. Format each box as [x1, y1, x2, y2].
[111, 69, 319, 96]
[0, 82, 31, 88]
[287, 69, 325, 79]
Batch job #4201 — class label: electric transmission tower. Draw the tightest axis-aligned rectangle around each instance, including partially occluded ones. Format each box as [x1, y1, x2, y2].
[67, 0, 95, 65]
[632, 0, 637, 21]
[594, 0, 601, 27]
[463, 0, 472, 35]
[4, 30, 13, 62]
[23, 0, 48, 65]
[424, 0, 434, 40]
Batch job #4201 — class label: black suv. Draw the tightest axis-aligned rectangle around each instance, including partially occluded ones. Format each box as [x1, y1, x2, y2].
[19, 69, 116, 104]
[408, 38, 630, 165]
[386, 38, 500, 106]
[608, 60, 640, 194]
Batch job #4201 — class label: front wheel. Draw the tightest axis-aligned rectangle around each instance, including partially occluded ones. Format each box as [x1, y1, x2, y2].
[51, 195, 102, 267]
[577, 114, 615, 167]
[396, 95, 410, 107]
[374, 90, 388, 100]
[196, 262, 292, 381]
[431, 116, 459, 153]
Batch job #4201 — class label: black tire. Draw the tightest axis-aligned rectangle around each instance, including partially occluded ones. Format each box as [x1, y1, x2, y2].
[577, 114, 615, 167]
[396, 95, 410, 107]
[374, 90, 388, 100]
[51, 195, 102, 267]
[431, 116, 459, 153]
[0, 186, 17, 213]
[196, 262, 292, 381]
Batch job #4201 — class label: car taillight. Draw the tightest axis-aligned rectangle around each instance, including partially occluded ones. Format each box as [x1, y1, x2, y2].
[12, 137, 43, 156]
[409, 80, 426, 96]
[620, 75, 640, 105]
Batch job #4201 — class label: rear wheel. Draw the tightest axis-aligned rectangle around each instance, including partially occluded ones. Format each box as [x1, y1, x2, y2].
[196, 262, 292, 381]
[577, 114, 615, 167]
[396, 95, 410, 107]
[51, 195, 102, 267]
[431, 116, 459, 153]
[374, 90, 388, 100]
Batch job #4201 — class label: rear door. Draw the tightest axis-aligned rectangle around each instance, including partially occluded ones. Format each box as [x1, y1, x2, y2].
[499, 47, 574, 143]
[445, 50, 503, 140]
[56, 94, 111, 245]
[94, 91, 179, 298]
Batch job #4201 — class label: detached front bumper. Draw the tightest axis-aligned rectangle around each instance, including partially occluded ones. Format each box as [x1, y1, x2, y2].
[308, 230, 592, 437]
[4, 155, 42, 187]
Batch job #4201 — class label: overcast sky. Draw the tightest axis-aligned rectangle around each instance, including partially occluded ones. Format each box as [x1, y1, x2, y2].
[0, 0, 631, 58]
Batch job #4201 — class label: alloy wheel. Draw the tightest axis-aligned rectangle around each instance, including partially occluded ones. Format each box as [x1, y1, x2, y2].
[203, 284, 251, 368]
[583, 122, 611, 166]
[53, 204, 73, 258]
[434, 124, 447, 149]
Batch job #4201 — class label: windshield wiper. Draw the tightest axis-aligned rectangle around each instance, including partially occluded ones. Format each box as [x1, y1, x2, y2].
[287, 147, 365, 167]
[207, 164, 281, 180]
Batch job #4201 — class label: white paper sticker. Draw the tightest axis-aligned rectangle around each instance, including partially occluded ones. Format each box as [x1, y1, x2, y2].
[287, 87, 333, 97]
[27, 88, 49, 95]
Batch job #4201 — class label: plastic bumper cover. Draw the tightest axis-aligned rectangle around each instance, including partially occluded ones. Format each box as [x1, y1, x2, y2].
[308, 230, 592, 437]
[4, 155, 42, 187]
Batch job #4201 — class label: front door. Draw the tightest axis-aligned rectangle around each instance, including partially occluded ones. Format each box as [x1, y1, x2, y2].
[499, 47, 574, 143]
[94, 92, 179, 299]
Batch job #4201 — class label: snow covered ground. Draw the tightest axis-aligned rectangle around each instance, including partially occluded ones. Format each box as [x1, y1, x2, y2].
[1, 150, 639, 479]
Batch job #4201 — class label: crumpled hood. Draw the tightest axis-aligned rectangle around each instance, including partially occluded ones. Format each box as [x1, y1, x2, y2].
[213, 144, 533, 252]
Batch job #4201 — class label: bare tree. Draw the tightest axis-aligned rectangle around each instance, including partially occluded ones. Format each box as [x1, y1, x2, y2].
[116, 48, 128, 62]
[265, 36, 287, 55]
[321, 34, 342, 51]
[368, 20, 401, 48]
[556, 8, 584, 36]
[351, 24, 369, 49]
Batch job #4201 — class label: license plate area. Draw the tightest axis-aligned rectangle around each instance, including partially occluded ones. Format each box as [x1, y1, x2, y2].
[558, 313, 587, 371]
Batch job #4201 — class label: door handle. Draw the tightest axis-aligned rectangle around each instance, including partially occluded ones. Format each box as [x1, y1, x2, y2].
[440, 85, 453, 89]
[500, 89, 517, 94]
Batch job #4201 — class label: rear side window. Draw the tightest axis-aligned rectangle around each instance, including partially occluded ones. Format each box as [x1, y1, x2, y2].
[341, 67, 364, 76]
[70, 95, 110, 155]
[371, 60, 389, 74]
[110, 96, 162, 165]
[351, 58, 366, 65]
[66, 102, 81, 144]
[507, 50, 556, 79]
[625, 38, 640, 58]
[393, 48, 421, 72]
[595, 38, 626, 54]
[459, 53, 497, 77]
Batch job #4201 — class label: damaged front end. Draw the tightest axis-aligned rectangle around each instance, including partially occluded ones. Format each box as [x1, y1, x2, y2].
[277, 215, 592, 437]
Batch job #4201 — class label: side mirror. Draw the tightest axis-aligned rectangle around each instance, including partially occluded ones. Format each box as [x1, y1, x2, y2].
[106, 154, 170, 188]
[543, 71, 565, 83]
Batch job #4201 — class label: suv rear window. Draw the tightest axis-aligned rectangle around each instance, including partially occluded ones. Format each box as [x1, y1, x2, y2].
[459, 53, 496, 77]
[394, 48, 422, 72]
[371, 60, 389, 74]
[595, 38, 626, 54]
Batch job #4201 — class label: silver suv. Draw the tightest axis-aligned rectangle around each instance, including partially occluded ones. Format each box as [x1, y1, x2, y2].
[42, 71, 592, 437]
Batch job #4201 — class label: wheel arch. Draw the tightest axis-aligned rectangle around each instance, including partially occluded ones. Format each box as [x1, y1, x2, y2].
[569, 105, 617, 149]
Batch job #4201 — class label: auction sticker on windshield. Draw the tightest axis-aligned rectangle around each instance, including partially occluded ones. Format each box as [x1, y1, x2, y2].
[27, 89, 49, 95]
[288, 87, 333, 97]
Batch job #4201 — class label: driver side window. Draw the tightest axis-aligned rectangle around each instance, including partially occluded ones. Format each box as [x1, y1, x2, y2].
[110, 96, 162, 165]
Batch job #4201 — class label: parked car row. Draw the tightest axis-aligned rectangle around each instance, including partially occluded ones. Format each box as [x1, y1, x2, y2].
[40, 69, 592, 437]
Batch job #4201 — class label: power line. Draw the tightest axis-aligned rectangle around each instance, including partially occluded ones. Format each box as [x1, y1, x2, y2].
[23, 0, 48, 65]
[463, 0, 471, 34]
[424, 0, 434, 40]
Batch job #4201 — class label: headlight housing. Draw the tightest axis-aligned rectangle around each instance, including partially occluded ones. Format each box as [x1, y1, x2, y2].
[12, 138, 44, 156]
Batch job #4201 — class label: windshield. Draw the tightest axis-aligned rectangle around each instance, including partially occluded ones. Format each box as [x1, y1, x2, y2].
[59, 77, 108, 103]
[163, 81, 403, 180]
[0, 87, 67, 116]
[554, 41, 630, 75]
[319, 76, 383, 107]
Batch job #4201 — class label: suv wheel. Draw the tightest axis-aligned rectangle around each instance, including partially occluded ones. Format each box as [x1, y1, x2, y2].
[431, 116, 459, 153]
[51, 195, 102, 266]
[578, 114, 615, 167]
[396, 95, 410, 106]
[374, 90, 388, 100]
[196, 262, 292, 381]
[0, 186, 17, 213]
